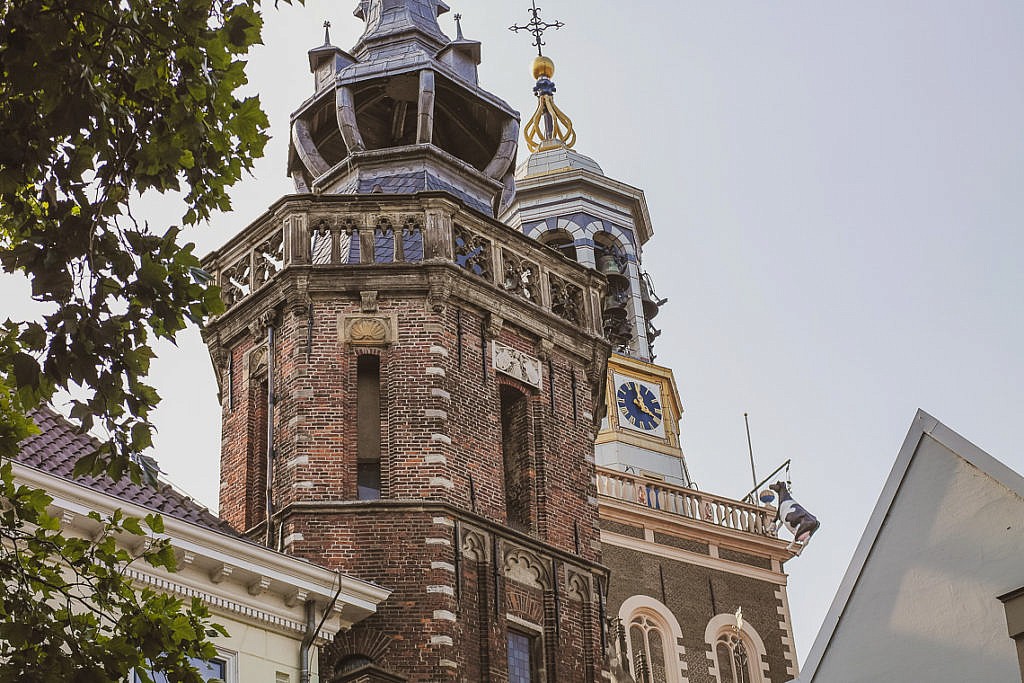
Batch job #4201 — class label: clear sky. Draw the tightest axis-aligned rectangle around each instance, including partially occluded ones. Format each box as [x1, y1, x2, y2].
[4, 0, 1023, 663]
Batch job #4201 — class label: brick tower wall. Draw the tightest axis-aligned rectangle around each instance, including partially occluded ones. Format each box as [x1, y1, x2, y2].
[205, 194, 613, 683]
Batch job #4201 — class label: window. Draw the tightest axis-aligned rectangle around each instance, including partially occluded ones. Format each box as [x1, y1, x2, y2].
[499, 385, 533, 531]
[716, 633, 752, 683]
[629, 614, 668, 683]
[134, 654, 232, 683]
[704, 613, 767, 683]
[618, 595, 686, 683]
[538, 229, 577, 262]
[356, 354, 382, 500]
[507, 629, 540, 683]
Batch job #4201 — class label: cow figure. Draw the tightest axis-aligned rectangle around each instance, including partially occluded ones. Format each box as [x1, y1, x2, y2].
[768, 481, 820, 556]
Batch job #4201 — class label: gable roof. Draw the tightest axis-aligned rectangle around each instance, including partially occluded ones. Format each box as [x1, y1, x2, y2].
[795, 409, 1024, 681]
[15, 405, 237, 536]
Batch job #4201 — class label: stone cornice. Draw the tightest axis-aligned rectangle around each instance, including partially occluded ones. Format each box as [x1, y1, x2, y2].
[600, 529, 788, 586]
[12, 462, 390, 632]
[274, 499, 609, 578]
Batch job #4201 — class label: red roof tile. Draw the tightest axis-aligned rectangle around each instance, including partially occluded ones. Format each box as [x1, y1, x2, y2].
[15, 406, 238, 536]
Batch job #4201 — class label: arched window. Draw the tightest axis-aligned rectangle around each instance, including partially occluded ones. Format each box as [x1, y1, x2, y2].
[704, 614, 768, 683]
[715, 632, 752, 683]
[618, 595, 686, 683]
[629, 614, 669, 683]
[538, 229, 577, 262]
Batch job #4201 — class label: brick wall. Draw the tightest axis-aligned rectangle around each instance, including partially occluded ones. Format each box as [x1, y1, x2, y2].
[603, 542, 790, 683]
[207, 195, 611, 682]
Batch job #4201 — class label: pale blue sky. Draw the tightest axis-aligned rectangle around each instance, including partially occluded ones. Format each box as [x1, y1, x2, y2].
[4, 0, 1022, 661]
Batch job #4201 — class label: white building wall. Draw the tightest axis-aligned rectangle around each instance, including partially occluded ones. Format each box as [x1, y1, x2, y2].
[809, 432, 1024, 682]
[212, 614, 316, 683]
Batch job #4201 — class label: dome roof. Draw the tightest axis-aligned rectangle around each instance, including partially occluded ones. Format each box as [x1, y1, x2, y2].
[515, 146, 604, 180]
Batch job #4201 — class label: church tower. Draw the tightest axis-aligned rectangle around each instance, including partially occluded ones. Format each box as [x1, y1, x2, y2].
[500, 29, 801, 683]
[499, 51, 687, 490]
[203, 2, 612, 682]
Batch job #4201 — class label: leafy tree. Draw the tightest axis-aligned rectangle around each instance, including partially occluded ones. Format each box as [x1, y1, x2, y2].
[0, 0, 297, 679]
[1, 463, 228, 682]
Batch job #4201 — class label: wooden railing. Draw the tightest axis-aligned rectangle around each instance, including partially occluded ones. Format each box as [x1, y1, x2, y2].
[596, 468, 777, 538]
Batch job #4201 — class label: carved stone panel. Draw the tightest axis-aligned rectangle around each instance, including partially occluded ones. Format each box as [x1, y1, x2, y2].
[503, 546, 551, 590]
[338, 314, 397, 347]
[492, 341, 543, 390]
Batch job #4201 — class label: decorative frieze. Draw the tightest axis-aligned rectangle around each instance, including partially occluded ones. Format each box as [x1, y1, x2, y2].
[253, 229, 284, 286]
[492, 341, 543, 390]
[502, 249, 540, 303]
[453, 223, 493, 281]
[549, 273, 585, 326]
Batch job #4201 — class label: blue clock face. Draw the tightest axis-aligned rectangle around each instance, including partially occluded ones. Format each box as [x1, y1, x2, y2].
[615, 381, 663, 430]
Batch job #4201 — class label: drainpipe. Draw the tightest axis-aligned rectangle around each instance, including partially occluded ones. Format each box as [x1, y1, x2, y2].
[301, 575, 346, 683]
[299, 600, 316, 683]
[265, 324, 276, 548]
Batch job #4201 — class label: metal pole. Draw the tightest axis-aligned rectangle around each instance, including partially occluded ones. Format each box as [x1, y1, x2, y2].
[742, 459, 792, 504]
[265, 324, 275, 548]
[744, 413, 758, 500]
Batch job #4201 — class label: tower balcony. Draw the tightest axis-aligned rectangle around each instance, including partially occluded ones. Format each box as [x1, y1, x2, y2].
[596, 466, 784, 543]
[202, 192, 607, 342]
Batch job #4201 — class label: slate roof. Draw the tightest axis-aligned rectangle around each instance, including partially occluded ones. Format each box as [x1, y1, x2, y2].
[15, 405, 237, 536]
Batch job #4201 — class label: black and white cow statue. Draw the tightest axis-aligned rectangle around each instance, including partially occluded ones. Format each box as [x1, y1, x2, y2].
[768, 481, 820, 556]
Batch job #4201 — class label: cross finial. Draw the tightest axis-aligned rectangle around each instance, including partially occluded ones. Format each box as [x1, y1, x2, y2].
[509, 1, 564, 56]
[453, 13, 464, 40]
[323, 19, 332, 45]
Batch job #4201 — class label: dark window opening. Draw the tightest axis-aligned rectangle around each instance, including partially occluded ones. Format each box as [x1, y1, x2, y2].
[539, 230, 577, 262]
[507, 629, 540, 683]
[356, 355, 382, 500]
[244, 378, 268, 529]
[500, 386, 533, 532]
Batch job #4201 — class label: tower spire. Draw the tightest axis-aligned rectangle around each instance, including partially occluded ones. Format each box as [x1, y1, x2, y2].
[352, 0, 451, 58]
[511, 2, 575, 153]
[288, 0, 520, 216]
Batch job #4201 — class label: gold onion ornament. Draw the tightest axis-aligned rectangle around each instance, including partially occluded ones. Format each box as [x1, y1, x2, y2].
[510, 2, 575, 153]
[524, 55, 576, 153]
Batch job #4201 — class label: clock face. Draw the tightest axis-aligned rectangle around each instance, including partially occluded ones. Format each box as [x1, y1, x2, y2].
[615, 380, 663, 431]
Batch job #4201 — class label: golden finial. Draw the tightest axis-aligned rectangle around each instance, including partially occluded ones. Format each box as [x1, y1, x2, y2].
[510, 2, 575, 153]
[532, 55, 554, 79]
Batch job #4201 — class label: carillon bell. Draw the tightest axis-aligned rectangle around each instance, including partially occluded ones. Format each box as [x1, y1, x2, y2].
[640, 272, 667, 320]
[602, 293, 628, 317]
[598, 253, 629, 289]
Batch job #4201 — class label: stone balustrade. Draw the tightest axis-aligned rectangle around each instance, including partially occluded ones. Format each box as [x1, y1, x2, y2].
[203, 194, 605, 337]
[596, 467, 778, 538]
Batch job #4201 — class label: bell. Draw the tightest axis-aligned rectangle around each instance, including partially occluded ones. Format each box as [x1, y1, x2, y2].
[640, 273, 667, 320]
[603, 317, 633, 347]
[602, 294, 628, 317]
[597, 253, 629, 289]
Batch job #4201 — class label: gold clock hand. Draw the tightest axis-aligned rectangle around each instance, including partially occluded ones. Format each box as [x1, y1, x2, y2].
[633, 397, 656, 417]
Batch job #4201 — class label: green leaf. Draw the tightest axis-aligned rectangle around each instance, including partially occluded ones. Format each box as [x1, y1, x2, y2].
[122, 516, 144, 536]
[144, 513, 164, 534]
[11, 352, 41, 389]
